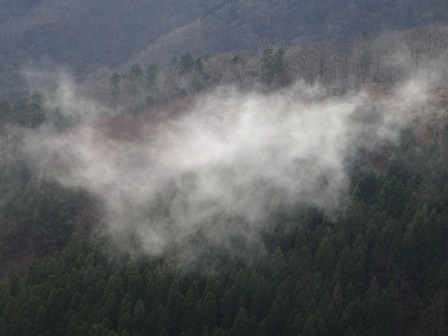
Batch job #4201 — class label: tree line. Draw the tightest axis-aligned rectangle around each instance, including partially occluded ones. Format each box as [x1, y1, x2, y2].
[90, 24, 448, 115]
[2, 24, 448, 129]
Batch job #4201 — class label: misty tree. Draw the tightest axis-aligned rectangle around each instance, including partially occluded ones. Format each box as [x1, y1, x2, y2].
[195, 56, 205, 73]
[405, 28, 426, 73]
[420, 25, 448, 78]
[201, 54, 228, 85]
[30, 93, 45, 128]
[291, 46, 316, 84]
[145, 63, 158, 88]
[126, 64, 146, 115]
[371, 32, 408, 86]
[175, 53, 208, 94]
[353, 32, 373, 86]
[404, 25, 448, 78]
[129, 64, 144, 81]
[129, 64, 144, 90]
[161, 57, 182, 102]
[0, 99, 11, 148]
[179, 53, 195, 74]
[110, 72, 121, 109]
[260, 46, 287, 88]
[333, 43, 354, 92]
[12, 97, 30, 126]
[145, 63, 159, 107]
[294, 42, 336, 86]
[158, 54, 209, 100]
[203, 52, 257, 88]
[192, 56, 208, 92]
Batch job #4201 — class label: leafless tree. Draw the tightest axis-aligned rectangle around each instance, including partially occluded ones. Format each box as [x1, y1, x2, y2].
[291, 42, 336, 86]
[405, 24, 448, 79]
[352, 32, 373, 86]
[333, 43, 353, 92]
[371, 31, 409, 86]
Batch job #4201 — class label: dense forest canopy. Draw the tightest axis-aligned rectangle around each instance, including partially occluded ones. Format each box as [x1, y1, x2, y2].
[1, 1, 448, 335]
[1, 102, 448, 335]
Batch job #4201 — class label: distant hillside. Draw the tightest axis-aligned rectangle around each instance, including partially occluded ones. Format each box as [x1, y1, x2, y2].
[0, 0, 448, 98]
[0, 0, 206, 98]
[128, 0, 448, 66]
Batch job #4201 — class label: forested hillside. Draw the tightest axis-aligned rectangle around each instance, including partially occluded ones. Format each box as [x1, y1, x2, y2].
[1, 1, 448, 334]
[1, 0, 448, 98]
[1, 119, 448, 335]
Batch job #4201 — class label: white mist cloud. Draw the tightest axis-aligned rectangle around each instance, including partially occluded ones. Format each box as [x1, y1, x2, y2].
[22, 79, 433, 259]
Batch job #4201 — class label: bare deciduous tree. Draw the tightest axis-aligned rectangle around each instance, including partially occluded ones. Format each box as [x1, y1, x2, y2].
[406, 24, 448, 78]
[291, 42, 336, 86]
[353, 32, 373, 86]
[371, 31, 409, 86]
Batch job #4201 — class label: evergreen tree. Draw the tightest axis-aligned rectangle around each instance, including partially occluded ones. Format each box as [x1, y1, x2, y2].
[229, 308, 249, 336]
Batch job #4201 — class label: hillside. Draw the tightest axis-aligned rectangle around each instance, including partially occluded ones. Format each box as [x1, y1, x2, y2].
[2, 89, 448, 334]
[2, 2, 448, 335]
[0, 0, 205, 98]
[1, 0, 448, 98]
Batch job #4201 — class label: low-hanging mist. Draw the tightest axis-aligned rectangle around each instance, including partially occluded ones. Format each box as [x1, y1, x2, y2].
[23, 78, 435, 260]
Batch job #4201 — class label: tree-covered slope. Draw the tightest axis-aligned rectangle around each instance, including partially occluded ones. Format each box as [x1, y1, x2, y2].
[0, 13, 448, 334]
[1, 122, 448, 335]
[1, 0, 448, 99]
[0, 0, 205, 98]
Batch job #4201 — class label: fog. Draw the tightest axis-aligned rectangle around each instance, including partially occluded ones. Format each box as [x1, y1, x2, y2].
[22, 76, 435, 260]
